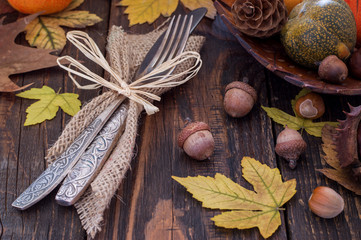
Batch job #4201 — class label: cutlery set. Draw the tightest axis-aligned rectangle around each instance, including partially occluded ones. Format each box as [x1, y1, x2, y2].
[12, 8, 207, 210]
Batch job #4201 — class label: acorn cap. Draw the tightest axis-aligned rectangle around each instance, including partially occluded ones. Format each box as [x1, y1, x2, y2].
[225, 82, 257, 102]
[177, 122, 210, 148]
[275, 139, 307, 160]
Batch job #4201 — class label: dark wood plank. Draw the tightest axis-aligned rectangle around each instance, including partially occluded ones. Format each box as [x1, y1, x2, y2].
[0, 0, 111, 239]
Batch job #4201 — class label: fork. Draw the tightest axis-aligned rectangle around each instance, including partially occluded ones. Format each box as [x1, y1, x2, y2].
[12, 12, 197, 210]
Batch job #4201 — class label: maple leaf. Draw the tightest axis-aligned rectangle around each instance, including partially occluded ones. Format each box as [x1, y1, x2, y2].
[0, 14, 59, 92]
[261, 106, 338, 137]
[262, 89, 339, 137]
[318, 124, 361, 195]
[118, 0, 178, 26]
[16, 86, 81, 126]
[25, 0, 102, 50]
[118, 0, 216, 26]
[172, 157, 297, 239]
[181, 0, 216, 19]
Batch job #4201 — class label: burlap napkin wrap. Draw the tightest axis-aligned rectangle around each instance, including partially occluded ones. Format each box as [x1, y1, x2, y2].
[46, 25, 205, 237]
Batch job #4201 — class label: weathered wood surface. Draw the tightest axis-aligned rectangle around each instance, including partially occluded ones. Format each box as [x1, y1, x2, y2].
[1, 1, 361, 239]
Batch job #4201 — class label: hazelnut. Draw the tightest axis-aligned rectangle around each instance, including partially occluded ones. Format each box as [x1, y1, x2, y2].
[318, 55, 348, 84]
[275, 126, 307, 169]
[177, 121, 215, 160]
[295, 92, 325, 119]
[349, 48, 361, 79]
[308, 186, 344, 219]
[223, 81, 257, 118]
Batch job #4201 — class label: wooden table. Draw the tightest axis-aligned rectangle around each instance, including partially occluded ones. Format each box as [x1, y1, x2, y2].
[1, 1, 361, 239]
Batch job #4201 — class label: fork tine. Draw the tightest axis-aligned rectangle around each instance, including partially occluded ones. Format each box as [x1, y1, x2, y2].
[148, 15, 193, 79]
[163, 15, 192, 63]
[152, 15, 184, 68]
[140, 15, 176, 77]
[140, 14, 192, 82]
[169, 15, 192, 59]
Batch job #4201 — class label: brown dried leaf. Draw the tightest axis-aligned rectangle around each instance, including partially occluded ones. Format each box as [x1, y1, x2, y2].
[334, 104, 361, 167]
[318, 124, 361, 195]
[0, 14, 59, 92]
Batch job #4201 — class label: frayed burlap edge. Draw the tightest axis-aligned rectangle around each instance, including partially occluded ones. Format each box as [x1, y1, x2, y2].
[46, 25, 205, 238]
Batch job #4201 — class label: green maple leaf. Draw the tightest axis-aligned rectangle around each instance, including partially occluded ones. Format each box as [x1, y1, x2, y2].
[262, 89, 338, 137]
[262, 106, 304, 130]
[261, 106, 338, 137]
[173, 157, 297, 238]
[16, 86, 81, 126]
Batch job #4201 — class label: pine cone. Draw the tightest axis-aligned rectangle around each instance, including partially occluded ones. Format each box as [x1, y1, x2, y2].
[232, 0, 287, 38]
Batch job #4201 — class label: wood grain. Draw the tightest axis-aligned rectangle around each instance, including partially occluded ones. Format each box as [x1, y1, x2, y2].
[1, 1, 361, 240]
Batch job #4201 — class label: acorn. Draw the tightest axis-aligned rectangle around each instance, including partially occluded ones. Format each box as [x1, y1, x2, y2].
[318, 55, 348, 84]
[294, 92, 325, 119]
[349, 48, 361, 80]
[223, 81, 257, 118]
[275, 126, 307, 169]
[308, 186, 344, 218]
[177, 121, 215, 161]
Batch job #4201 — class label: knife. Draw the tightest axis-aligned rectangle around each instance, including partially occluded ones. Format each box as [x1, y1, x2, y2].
[12, 99, 123, 210]
[12, 8, 207, 210]
[55, 103, 128, 206]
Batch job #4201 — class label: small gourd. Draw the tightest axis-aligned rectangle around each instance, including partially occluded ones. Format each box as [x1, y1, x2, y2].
[281, 0, 357, 68]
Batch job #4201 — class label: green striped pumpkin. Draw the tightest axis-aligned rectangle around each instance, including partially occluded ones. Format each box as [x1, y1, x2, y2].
[281, 0, 357, 69]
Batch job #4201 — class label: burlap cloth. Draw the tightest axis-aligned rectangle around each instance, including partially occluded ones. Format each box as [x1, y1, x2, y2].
[46, 25, 205, 238]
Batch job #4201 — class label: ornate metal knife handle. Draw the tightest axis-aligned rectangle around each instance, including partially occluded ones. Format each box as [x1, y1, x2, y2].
[12, 99, 123, 210]
[56, 104, 128, 206]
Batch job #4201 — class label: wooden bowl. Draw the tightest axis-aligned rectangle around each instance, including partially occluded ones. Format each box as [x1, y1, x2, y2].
[214, 0, 361, 95]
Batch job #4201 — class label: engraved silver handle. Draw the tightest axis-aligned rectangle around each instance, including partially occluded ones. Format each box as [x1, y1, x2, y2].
[55, 104, 128, 206]
[12, 99, 123, 210]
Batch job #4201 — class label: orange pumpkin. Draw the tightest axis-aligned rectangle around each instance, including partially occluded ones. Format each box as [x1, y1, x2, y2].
[344, 0, 361, 45]
[7, 0, 72, 15]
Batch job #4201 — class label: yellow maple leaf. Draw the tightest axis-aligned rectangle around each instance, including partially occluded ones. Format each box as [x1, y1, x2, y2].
[25, 0, 102, 50]
[118, 0, 178, 26]
[181, 0, 216, 19]
[118, 0, 216, 26]
[172, 157, 297, 238]
[16, 86, 81, 126]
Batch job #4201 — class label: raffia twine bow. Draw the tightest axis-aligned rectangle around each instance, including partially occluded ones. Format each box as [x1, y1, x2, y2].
[57, 31, 202, 114]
